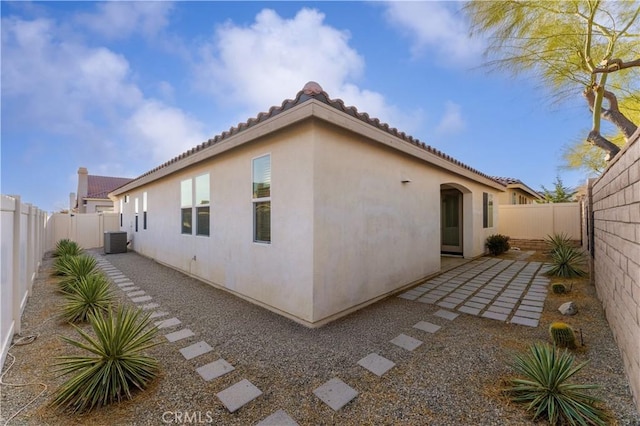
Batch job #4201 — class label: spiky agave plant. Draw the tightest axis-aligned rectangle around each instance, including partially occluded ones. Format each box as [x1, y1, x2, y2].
[51, 306, 160, 413]
[53, 239, 83, 257]
[60, 274, 114, 323]
[547, 246, 586, 278]
[506, 343, 607, 426]
[545, 233, 573, 254]
[53, 254, 98, 285]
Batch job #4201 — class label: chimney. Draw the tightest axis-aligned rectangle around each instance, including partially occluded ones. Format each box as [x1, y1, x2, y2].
[77, 167, 88, 213]
[69, 192, 76, 214]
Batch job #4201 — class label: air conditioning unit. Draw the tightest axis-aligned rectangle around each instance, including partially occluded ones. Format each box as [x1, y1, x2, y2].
[104, 232, 128, 254]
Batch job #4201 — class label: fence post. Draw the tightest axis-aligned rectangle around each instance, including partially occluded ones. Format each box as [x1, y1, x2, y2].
[11, 195, 22, 335]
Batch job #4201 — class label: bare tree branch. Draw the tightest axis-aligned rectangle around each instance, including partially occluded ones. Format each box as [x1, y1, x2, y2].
[592, 58, 640, 73]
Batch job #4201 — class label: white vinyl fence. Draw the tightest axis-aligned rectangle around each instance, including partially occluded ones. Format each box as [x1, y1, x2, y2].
[48, 212, 120, 251]
[498, 202, 581, 241]
[1, 195, 47, 369]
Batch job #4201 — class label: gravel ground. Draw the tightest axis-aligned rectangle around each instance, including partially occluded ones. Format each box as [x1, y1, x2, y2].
[1, 249, 638, 425]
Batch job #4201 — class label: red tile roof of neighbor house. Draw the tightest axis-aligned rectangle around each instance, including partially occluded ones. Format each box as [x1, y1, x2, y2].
[491, 176, 542, 198]
[130, 82, 506, 187]
[87, 175, 134, 199]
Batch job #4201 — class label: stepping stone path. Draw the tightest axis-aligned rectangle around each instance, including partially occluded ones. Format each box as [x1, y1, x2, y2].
[398, 258, 551, 327]
[91, 250, 476, 423]
[93, 253, 267, 417]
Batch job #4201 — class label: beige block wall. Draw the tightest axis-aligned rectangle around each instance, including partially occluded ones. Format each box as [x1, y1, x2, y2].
[591, 131, 640, 412]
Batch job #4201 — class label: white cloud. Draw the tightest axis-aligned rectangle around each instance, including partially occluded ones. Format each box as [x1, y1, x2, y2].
[75, 2, 173, 39]
[124, 100, 206, 164]
[436, 101, 466, 135]
[1, 15, 205, 170]
[195, 7, 423, 134]
[382, 2, 484, 66]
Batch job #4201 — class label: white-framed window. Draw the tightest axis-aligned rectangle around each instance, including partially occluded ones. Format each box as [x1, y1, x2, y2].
[180, 174, 210, 236]
[143, 192, 148, 230]
[134, 197, 139, 232]
[181, 179, 193, 235]
[252, 154, 271, 243]
[483, 192, 494, 228]
[195, 174, 210, 236]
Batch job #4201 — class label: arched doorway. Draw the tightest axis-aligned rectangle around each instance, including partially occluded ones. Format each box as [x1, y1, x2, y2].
[440, 183, 471, 256]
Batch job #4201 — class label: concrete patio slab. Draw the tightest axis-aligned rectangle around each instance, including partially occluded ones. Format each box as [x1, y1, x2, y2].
[313, 378, 358, 411]
[196, 358, 235, 381]
[179, 341, 213, 360]
[357, 353, 395, 377]
[217, 379, 262, 413]
[390, 334, 423, 351]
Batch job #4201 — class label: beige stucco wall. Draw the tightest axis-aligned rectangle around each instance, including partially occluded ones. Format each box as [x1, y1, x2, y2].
[497, 188, 537, 205]
[119, 122, 316, 323]
[590, 131, 640, 411]
[310, 120, 499, 322]
[114, 101, 502, 326]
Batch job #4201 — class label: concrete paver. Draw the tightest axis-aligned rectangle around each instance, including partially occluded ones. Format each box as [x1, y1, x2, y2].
[390, 334, 423, 351]
[196, 358, 235, 381]
[313, 378, 358, 411]
[179, 341, 213, 360]
[257, 410, 299, 426]
[357, 353, 395, 377]
[398, 258, 550, 327]
[217, 379, 262, 413]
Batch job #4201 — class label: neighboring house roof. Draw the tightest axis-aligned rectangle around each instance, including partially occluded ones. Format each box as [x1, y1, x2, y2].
[491, 176, 542, 199]
[114, 82, 506, 195]
[86, 175, 134, 199]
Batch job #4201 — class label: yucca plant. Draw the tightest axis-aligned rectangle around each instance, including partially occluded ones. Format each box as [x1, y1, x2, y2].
[53, 254, 98, 281]
[51, 306, 160, 413]
[547, 246, 587, 278]
[545, 233, 573, 254]
[506, 343, 607, 425]
[53, 239, 83, 257]
[60, 274, 114, 323]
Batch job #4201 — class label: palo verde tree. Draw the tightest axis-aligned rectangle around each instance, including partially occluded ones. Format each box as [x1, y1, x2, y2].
[465, 1, 640, 166]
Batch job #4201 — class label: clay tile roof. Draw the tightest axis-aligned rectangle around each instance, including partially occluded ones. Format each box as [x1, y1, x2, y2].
[134, 82, 503, 186]
[491, 176, 522, 186]
[87, 175, 134, 199]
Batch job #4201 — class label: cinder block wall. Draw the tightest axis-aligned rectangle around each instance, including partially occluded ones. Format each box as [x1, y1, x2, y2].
[590, 130, 640, 412]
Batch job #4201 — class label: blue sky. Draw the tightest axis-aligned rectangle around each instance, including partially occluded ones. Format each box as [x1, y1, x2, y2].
[2, 1, 594, 212]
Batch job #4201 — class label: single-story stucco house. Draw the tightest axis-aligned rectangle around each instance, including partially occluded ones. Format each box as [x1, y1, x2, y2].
[492, 176, 542, 205]
[110, 82, 506, 327]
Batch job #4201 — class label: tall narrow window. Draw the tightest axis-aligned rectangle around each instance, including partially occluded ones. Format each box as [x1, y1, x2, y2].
[134, 198, 139, 232]
[483, 192, 494, 228]
[181, 179, 192, 234]
[195, 174, 210, 236]
[252, 154, 271, 243]
[143, 192, 148, 230]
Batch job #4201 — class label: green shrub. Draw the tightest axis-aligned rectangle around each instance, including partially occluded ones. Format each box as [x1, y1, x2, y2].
[53, 254, 98, 281]
[53, 239, 83, 257]
[506, 343, 607, 425]
[547, 246, 586, 278]
[549, 322, 577, 349]
[486, 234, 511, 256]
[545, 233, 573, 254]
[51, 306, 160, 413]
[552, 283, 567, 294]
[60, 274, 114, 323]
